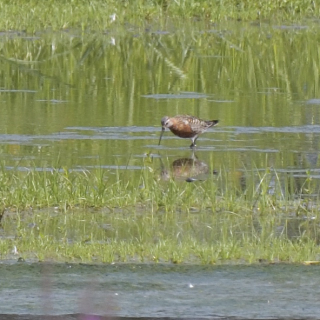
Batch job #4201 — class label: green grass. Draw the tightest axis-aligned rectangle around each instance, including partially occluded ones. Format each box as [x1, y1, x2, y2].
[0, 1, 319, 265]
[0, 162, 320, 264]
[0, 0, 318, 33]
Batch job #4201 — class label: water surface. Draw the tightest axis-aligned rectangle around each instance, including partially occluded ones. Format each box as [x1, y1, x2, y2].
[0, 21, 320, 183]
[0, 262, 319, 319]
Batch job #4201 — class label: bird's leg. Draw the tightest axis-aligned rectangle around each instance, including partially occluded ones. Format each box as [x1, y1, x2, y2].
[190, 136, 198, 148]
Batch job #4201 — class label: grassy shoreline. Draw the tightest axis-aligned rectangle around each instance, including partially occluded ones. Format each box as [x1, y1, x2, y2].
[0, 0, 319, 264]
[0, 0, 318, 33]
[0, 164, 319, 264]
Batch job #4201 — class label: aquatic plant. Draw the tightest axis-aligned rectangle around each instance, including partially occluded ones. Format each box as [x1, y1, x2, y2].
[0, 162, 320, 264]
[0, 0, 318, 32]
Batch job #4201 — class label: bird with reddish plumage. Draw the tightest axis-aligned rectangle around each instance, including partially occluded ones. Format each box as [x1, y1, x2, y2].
[158, 115, 219, 148]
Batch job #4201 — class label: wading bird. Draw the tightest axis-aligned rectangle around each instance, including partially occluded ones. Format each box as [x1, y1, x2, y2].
[158, 115, 219, 148]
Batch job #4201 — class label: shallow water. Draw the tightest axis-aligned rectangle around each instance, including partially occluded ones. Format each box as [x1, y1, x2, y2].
[0, 21, 320, 185]
[0, 262, 320, 319]
[1, 21, 320, 318]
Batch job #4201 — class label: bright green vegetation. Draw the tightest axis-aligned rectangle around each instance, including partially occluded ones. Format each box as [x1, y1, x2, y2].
[1, 163, 320, 264]
[0, 0, 318, 32]
[0, 1, 319, 265]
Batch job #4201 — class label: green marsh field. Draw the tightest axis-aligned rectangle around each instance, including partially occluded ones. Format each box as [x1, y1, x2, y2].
[0, 1, 320, 264]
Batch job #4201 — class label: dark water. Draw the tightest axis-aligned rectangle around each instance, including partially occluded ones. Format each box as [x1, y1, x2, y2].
[0, 262, 320, 319]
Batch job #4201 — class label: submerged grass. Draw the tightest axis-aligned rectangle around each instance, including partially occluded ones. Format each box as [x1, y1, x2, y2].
[0, 0, 318, 32]
[0, 162, 320, 264]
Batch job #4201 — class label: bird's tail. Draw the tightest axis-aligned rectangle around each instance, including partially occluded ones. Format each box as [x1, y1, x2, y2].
[208, 120, 219, 127]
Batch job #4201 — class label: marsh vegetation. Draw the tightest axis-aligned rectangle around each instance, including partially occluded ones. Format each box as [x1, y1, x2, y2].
[0, 1, 320, 264]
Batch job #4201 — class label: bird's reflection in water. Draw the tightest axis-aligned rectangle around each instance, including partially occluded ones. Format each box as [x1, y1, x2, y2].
[160, 152, 215, 182]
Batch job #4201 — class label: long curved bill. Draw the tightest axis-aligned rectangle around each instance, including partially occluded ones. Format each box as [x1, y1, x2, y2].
[158, 127, 165, 145]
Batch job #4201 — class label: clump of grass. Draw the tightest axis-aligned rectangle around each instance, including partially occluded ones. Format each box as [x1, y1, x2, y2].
[0, 162, 320, 264]
[0, 0, 318, 33]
